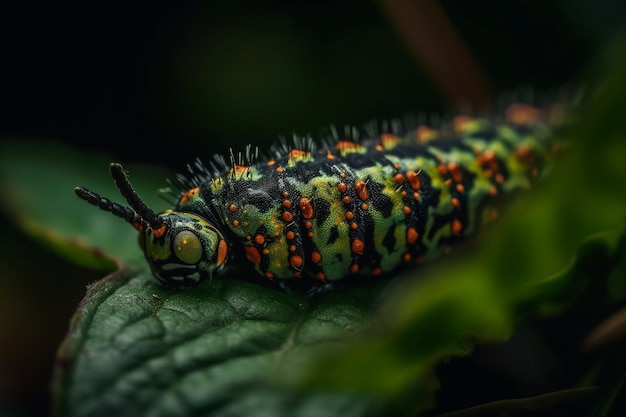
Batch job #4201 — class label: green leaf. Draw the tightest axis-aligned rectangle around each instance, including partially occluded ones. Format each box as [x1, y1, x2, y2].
[0, 139, 170, 270]
[53, 271, 388, 417]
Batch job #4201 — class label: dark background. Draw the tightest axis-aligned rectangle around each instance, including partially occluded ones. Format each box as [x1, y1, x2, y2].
[3, 0, 620, 170]
[1, 1, 625, 416]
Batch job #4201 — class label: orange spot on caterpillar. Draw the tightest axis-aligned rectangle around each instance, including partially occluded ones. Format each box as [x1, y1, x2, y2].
[288, 149, 310, 160]
[375, 144, 384, 151]
[337, 182, 347, 193]
[265, 271, 274, 280]
[276, 166, 284, 173]
[515, 144, 533, 160]
[290, 255, 303, 269]
[282, 211, 293, 222]
[339, 172, 347, 178]
[228, 204, 237, 213]
[254, 234, 265, 245]
[315, 272, 326, 282]
[345, 211, 354, 220]
[372, 266, 382, 276]
[514, 144, 533, 163]
[489, 186, 499, 196]
[350, 264, 359, 274]
[403, 205, 411, 215]
[456, 184, 465, 193]
[361, 203, 368, 210]
[437, 164, 448, 176]
[342, 196, 351, 204]
[413, 192, 421, 200]
[217, 240, 229, 266]
[336, 140, 362, 152]
[416, 126, 434, 142]
[406, 170, 421, 190]
[152, 225, 167, 239]
[311, 251, 322, 263]
[233, 165, 248, 176]
[307, 231, 313, 238]
[289, 244, 296, 253]
[351, 239, 365, 254]
[401, 190, 407, 197]
[244, 246, 261, 265]
[478, 150, 496, 165]
[286, 230, 295, 240]
[350, 222, 358, 230]
[451, 197, 460, 208]
[354, 179, 369, 200]
[282, 191, 289, 197]
[299, 197, 314, 219]
[394, 173, 405, 184]
[402, 252, 411, 262]
[452, 219, 463, 235]
[407, 227, 419, 244]
[262, 248, 269, 255]
[304, 221, 313, 229]
[326, 150, 335, 160]
[495, 173, 505, 184]
[232, 220, 240, 227]
[274, 230, 281, 237]
[267, 160, 276, 166]
[180, 187, 200, 204]
[448, 162, 463, 183]
[506, 103, 539, 125]
[453, 115, 472, 132]
[282, 199, 292, 208]
[381, 133, 400, 148]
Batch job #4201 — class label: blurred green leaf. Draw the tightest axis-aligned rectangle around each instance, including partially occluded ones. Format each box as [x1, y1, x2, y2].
[0, 139, 171, 270]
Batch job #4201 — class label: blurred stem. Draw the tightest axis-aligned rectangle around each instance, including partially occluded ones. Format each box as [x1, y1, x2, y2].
[379, 0, 493, 110]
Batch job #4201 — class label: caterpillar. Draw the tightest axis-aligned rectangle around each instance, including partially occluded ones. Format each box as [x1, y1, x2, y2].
[75, 103, 564, 290]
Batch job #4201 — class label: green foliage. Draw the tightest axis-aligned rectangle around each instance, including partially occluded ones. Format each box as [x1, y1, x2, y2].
[2, 37, 626, 417]
[53, 272, 385, 417]
[0, 141, 170, 270]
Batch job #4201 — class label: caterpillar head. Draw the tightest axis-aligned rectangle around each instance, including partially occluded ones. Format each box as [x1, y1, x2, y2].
[75, 163, 228, 289]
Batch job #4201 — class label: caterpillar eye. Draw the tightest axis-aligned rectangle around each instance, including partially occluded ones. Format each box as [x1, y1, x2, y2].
[139, 212, 229, 288]
[173, 230, 202, 264]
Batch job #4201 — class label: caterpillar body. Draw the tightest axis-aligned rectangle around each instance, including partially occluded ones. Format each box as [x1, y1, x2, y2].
[75, 103, 563, 290]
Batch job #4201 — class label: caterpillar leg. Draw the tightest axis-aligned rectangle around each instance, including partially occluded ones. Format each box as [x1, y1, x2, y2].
[275, 280, 293, 295]
[305, 281, 339, 297]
